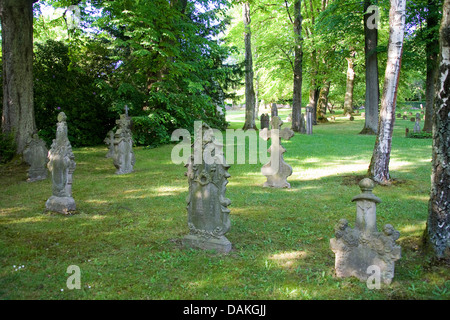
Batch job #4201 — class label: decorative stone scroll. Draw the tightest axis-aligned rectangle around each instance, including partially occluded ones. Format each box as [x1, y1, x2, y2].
[330, 178, 401, 285]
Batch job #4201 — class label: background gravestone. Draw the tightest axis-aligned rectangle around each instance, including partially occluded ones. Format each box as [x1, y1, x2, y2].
[182, 123, 232, 253]
[413, 113, 421, 133]
[305, 107, 313, 135]
[104, 130, 115, 158]
[271, 103, 278, 118]
[259, 116, 294, 188]
[23, 133, 48, 182]
[260, 113, 270, 130]
[113, 114, 135, 174]
[45, 112, 76, 214]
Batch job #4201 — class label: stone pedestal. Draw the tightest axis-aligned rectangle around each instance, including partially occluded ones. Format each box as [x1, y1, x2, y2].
[330, 178, 401, 285]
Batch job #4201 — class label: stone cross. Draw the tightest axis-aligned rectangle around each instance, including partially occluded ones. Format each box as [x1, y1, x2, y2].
[305, 107, 313, 135]
[259, 116, 294, 188]
[113, 114, 135, 174]
[45, 112, 76, 214]
[413, 113, 421, 133]
[23, 133, 48, 182]
[104, 130, 115, 158]
[182, 123, 232, 253]
[330, 178, 401, 285]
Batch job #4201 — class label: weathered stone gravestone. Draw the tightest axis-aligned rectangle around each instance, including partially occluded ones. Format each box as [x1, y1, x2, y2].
[183, 123, 232, 253]
[271, 103, 278, 118]
[330, 178, 401, 285]
[45, 112, 76, 214]
[305, 107, 313, 135]
[104, 130, 115, 158]
[260, 113, 270, 130]
[23, 133, 48, 182]
[259, 116, 294, 188]
[113, 114, 135, 174]
[413, 113, 421, 133]
[300, 113, 306, 134]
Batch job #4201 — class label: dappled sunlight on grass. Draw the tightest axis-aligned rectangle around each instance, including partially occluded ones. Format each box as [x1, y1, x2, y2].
[269, 250, 307, 269]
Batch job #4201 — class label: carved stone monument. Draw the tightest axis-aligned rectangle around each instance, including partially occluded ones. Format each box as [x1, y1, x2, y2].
[45, 112, 76, 214]
[104, 130, 115, 158]
[413, 113, 421, 133]
[260, 113, 270, 130]
[259, 116, 294, 188]
[330, 178, 401, 285]
[271, 103, 278, 118]
[182, 123, 232, 253]
[23, 133, 48, 182]
[113, 114, 135, 174]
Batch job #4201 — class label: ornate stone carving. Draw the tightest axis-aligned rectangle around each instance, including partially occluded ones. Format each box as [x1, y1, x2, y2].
[259, 116, 294, 188]
[45, 112, 76, 214]
[113, 114, 135, 174]
[330, 178, 401, 285]
[182, 123, 232, 253]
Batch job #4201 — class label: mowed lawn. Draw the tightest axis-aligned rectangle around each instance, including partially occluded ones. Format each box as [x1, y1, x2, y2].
[1, 108, 449, 300]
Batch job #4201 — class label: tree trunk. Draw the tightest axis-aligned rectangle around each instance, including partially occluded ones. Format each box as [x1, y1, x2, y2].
[0, 0, 37, 154]
[360, 0, 379, 135]
[242, 2, 256, 131]
[317, 81, 330, 123]
[368, 0, 406, 185]
[423, 0, 440, 133]
[291, 0, 304, 133]
[423, 0, 450, 259]
[343, 55, 355, 116]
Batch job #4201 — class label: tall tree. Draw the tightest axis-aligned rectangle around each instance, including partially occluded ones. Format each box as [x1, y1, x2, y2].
[291, 0, 304, 132]
[423, 0, 441, 133]
[0, 0, 38, 154]
[423, 0, 450, 258]
[368, 0, 407, 185]
[343, 52, 356, 116]
[242, 1, 257, 130]
[360, 0, 380, 135]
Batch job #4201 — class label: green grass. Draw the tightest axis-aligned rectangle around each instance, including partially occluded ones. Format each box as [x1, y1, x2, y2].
[1, 109, 449, 300]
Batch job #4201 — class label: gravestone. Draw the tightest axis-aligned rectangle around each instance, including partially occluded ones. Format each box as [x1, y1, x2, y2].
[23, 133, 48, 182]
[113, 114, 136, 174]
[330, 178, 401, 285]
[305, 107, 313, 135]
[104, 130, 115, 158]
[45, 112, 76, 214]
[183, 123, 232, 253]
[271, 103, 278, 118]
[260, 113, 270, 130]
[300, 113, 307, 134]
[259, 116, 294, 188]
[413, 113, 421, 133]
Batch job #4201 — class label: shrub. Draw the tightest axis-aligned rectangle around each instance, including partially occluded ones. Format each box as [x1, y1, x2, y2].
[0, 132, 17, 164]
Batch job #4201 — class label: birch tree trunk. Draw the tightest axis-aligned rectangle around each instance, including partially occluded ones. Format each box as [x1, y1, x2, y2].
[360, 0, 380, 135]
[291, 0, 304, 133]
[242, 2, 256, 131]
[368, 0, 406, 185]
[343, 55, 355, 116]
[423, 0, 450, 259]
[0, 0, 37, 154]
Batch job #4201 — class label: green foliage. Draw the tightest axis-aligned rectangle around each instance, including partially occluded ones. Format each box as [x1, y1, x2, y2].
[33, 40, 115, 147]
[0, 132, 17, 164]
[407, 131, 432, 139]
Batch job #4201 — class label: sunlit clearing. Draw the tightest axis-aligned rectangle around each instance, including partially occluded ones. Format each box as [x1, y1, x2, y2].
[269, 251, 307, 268]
